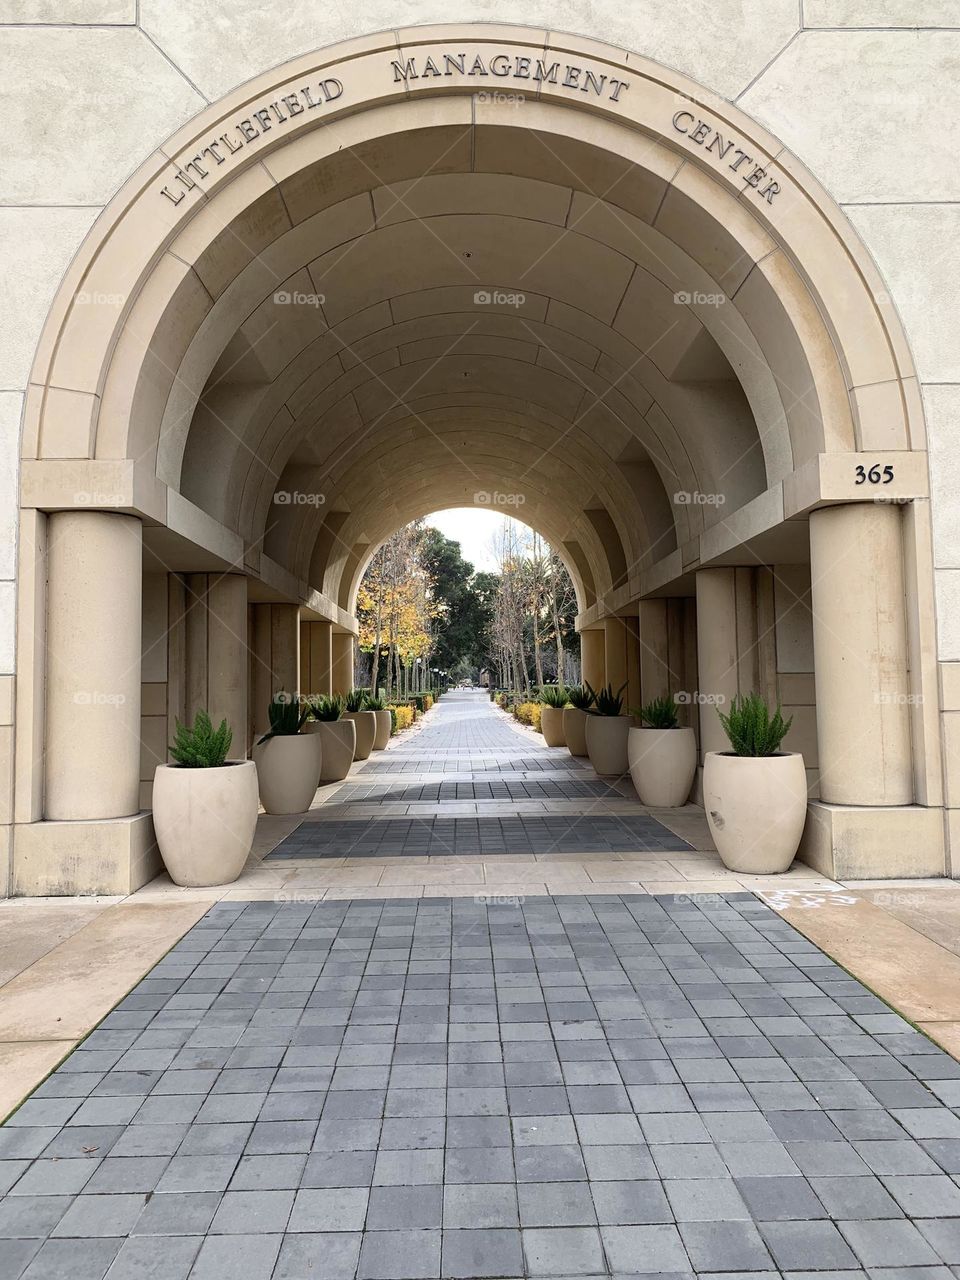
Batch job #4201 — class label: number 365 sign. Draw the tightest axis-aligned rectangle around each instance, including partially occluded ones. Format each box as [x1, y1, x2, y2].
[855, 463, 894, 485]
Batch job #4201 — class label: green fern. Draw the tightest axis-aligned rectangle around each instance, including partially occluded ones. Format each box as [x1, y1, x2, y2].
[634, 695, 681, 730]
[565, 684, 595, 711]
[308, 694, 345, 722]
[170, 709, 232, 768]
[717, 693, 793, 757]
[365, 694, 386, 711]
[589, 683, 627, 716]
[256, 691, 309, 745]
[344, 689, 367, 713]
[539, 685, 568, 709]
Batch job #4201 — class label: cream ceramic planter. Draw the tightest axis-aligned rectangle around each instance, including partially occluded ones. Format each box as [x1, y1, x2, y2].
[344, 710, 376, 760]
[540, 705, 566, 748]
[372, 710, 392, 750]
[703, 751, 807, 873]
[252, 734, 322, 815]
[563, 707, 589, 757]
[628, 726, 697, 807]
[585, 715, 631, 777]
[307, 718, 356, 782]
[152, 760, 258, 887]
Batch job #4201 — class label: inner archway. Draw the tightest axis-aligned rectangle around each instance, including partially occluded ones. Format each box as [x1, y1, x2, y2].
[14, 24, 943, 895]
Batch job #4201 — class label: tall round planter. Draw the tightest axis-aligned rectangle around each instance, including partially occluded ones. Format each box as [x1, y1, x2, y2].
[153, 760, 258, 887]
[628, 726, 697, 807]
[585, 715, 631, 777]
[344, 710, 377, 760]
[540, 706, 566, 748]
[563, 707, 589, 757]
[252, 734, 323, 814]
[703, 751, 807, 873]
[372, 710, 392, 750]
[307, 719, 356, 782]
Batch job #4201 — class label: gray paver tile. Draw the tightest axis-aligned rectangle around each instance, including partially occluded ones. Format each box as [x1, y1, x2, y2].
[189, 1232, 282, 1280]
[357, 1229, 441, 1279]
[522, 1225, 605, 1275]
[274, 1232, 362, 1279]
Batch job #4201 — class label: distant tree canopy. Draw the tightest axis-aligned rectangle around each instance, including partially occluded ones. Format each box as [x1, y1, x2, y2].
[355, 518, 579, 695]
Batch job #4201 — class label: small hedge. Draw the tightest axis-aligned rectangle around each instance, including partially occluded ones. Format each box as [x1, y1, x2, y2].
[388, 704, 416, 733]
[512, 701, 542, 731]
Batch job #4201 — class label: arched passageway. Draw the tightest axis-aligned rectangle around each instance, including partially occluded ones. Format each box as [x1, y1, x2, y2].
[14, 25, 944, 894]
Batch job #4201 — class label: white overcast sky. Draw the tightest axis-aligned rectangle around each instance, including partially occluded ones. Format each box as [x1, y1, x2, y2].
[424, 508, 530, 572]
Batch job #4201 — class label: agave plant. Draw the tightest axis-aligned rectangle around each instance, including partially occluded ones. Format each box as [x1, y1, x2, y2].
[717, 693, 793, 757]
[565, 684, 595, 711]
[588, 683, 627, 716]
[308, 693, 345, 722]
[538, 685, 568, 709]
[344, 689, 367, 713]
[365, 693, 386, 711]
[257, 691, 309, 745]
[170, 709, 232, 768]
[634, 695, 681, 730]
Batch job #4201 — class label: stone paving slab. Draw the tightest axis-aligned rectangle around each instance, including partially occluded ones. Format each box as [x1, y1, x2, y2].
[3, 892, 960, 1279]
[265, 816, 694, 860]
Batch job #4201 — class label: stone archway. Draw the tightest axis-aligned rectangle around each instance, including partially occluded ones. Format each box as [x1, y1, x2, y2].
[14, 24, 945, 894]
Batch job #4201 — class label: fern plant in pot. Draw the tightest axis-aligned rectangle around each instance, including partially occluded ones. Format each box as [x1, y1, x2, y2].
[703, 693, 805, 873]
[343, 689, 377, 761]
[252, 692, 322, 815]
[584, 683, 631, 777]
[152, 710, 258, 887]
[628, 695, 697, 807]
[305, 694, 356, 782]
[538, 685, 567, 748]
[562, 684, 595, 757]
[365, 693, 393, 751]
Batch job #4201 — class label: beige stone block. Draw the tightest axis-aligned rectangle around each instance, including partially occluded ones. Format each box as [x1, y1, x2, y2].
[920, 387, 960, 569]
[13, 813, 161, 897]
[798, 801, 945, 879]
[936, 570, 960, 661]
[779, 672, 816, 705]
[941, 663, 960, 712]
[847, 205, 960, 384]
[742, 32, 960, 202]
[0, 210, 98, 389]
[0, 1, 135, 18]
[804, 1, 960, 25]
[0, 677, 14, 727]
[0, 29, 202, 204]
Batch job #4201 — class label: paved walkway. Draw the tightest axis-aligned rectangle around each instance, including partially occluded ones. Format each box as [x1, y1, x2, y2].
[4, 693, 960, 1278]
[4, 891, 960, 1280]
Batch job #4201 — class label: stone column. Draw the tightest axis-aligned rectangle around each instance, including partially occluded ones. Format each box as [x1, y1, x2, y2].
[331, 632, 354, 695]
[185, 573, 248, 756]
[45, 512, 142, 820]
[250, 603, 300, 739]
[604, 616, 640, 708]
[580, 628, 605, 691]
[695, 568, 741, 758]
[301, 620, 333, 696]
[810, 503, 912, 805]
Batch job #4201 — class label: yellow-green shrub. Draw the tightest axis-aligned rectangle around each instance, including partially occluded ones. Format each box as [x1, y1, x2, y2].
[422, 693, 434, 712]
[388, 704, 415, 733]
[512, 701, 542, 731]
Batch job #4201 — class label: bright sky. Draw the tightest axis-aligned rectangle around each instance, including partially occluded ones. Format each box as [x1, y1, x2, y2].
[424, 507, 530, 572]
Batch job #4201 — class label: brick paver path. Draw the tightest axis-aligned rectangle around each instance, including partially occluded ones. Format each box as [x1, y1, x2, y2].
[3, 891, 960, 1279]
[267, 692, 691, 860]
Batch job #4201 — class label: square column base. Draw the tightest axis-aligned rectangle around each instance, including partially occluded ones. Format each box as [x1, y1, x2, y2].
[13, 814, 160, 896]
[799, 801, 945, 880]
